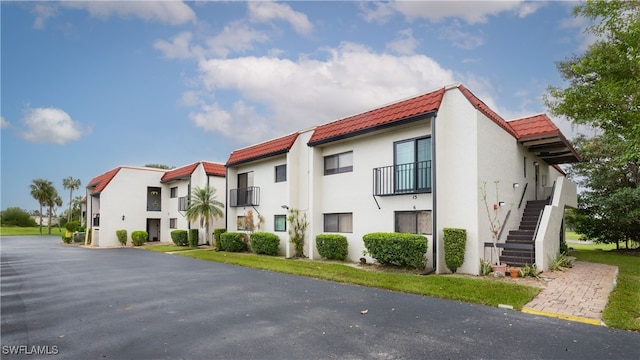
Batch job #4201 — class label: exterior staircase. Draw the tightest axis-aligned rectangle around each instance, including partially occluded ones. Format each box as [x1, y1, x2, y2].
[500, 199, 548, 267]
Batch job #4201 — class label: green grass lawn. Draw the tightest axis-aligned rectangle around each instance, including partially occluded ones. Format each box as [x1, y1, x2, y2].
[0, 226, 64, 236]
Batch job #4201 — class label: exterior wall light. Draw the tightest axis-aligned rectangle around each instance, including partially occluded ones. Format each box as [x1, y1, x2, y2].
[513, 183, 520, 188]
[281, 205, 289, 210]
[122, 215, 125, 221]
[498, 202, 506, 207]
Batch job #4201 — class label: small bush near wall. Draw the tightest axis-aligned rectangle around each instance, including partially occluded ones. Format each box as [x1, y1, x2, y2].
[116, 229, 127, 246]
[214, 228, 227, 250]
[363, 232, 427, 269]
[316, 234, 348, 261]
[189, 229, 199, 248]
[171, 230, 188, 246]
[250, 232, 280, 256]
[443, 228, 467, 273]
[131, 231, 148, 246]
[65, 221, 80, 233]
[219, 232, 247, 252]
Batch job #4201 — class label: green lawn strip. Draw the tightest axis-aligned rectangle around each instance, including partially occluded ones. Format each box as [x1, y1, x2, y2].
[176, 249, 539, 309]
[0, 226, 64, 236]
[573, 249, 640, 331]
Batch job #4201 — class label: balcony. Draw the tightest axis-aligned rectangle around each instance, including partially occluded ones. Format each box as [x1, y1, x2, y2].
[373, 161, 432, 196]
[230, 186, 261, 207]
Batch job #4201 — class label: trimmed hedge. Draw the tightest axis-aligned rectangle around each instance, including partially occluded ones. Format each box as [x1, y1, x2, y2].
[363, 232, 427, 269]
[219, 232, 248, 252]
[131, 231, 148, 246]
[116, 229, 127, 246]
[443, 228, 467, 273]
[171, 230, 188, 246]
[214, 228, 227, 250]
[250, 232, 280, 256]
[65, 221, 80, 233]
[189, 229, 199, 248]
[316, 234, 348, 261]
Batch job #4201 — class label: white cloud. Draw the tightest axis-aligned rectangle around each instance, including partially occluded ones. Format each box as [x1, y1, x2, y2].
[190, 42, 455, 143]
[248, 1, 313, 35]
[31, 3, 57, 29]
[391, 0, 532, 24]
[34, 1, 196, 28]
[358, 1, 397, 24]
[20, 107, 88, 144]
[206, 22, 269, 58]
[1, 116, 10, 128]
[386, 29, 419, 55]
[154, 32, 202, 60]
[439, 21, 485, 50]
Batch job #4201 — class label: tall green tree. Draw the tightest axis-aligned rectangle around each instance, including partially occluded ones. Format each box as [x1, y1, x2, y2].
[62, 177, 81, 223]
[545, 0, 640, 248]
[185, 184, 224, 247]
[30, 179, 56, 235]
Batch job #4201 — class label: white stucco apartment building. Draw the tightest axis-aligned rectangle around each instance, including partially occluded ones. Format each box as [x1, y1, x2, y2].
[85, 162, 226, 247]
[225, 84, 580, 274]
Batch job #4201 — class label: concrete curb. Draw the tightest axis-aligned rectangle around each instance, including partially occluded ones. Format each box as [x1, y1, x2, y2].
[521, 308, 603, 326]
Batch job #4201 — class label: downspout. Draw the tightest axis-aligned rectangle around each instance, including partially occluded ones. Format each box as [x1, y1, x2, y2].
[423, 113, 438, 275]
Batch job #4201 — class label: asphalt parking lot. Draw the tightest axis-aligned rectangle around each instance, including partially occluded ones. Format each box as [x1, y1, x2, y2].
[2, 236, 638, 359]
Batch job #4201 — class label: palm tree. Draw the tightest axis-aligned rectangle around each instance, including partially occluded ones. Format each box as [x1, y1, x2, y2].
[46, 193, 63, 235]
[63, 177, 81, 223]
[30, 179, 55, 235]
[185, 184, 224, 247]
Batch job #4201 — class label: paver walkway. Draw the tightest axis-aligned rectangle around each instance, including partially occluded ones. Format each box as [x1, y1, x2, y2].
[522, 261, 618, 325]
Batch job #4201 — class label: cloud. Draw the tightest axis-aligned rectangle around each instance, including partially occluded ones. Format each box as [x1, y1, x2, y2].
[1, 116, 10, 128]
[19, 107, 88, 145]
[391, 1, 533, 24]
[188, 42, 455, 143]
[386, 29, 419, 55]
[439, 21, 485, 50]
[248, 1, 313, 35]
[33, 1, 196, 28]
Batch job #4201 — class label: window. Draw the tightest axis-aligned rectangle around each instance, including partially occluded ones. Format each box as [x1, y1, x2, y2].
[147, 187, 161, 211]
[324, 213, 353, 233]
[169, 218, 177, 229]
[275, 164, 287, 182]
[274, 215, 287, 232]
[178, 197, 188, 211]
[524, 157, 527, 178]
[395, 211, 432, 235]
[324, 151, 353, 175]
[394, 137, 431, 193]
[236, 172, 255, 206]
[170, 187, 178, 198]
[237, 216, 247, 231]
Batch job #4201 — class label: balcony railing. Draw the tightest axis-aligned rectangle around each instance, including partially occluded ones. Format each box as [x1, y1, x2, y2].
[373, 161, 432, 196]
[230, 186, 261, 207]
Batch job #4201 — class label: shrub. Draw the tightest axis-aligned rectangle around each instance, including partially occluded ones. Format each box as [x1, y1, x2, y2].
[61, 233, 72, 244]
[443, 228, 467, 273]
[219, 232, 248, 252]
[189, 229, 199, 248]
[316, 234, 348, 261]
[214, 228, 226, 250]
[519, 264, 541, 278]
[363, 232, 427, 269]
[65, 221, 80, 233]
[116, 229, 127, 246]
[250, 232, 280, 256]
[480, 258, 492, 276]
[131, 231, 148, 246]
[0, 207, 38, 227]
[171, 230, 188, 246]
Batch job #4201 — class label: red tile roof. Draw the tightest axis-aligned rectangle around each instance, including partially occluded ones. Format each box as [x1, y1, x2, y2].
[87, 167, 122, 194]
[202, 162, 226, 177]
[458, 84, 519, 138]
[308, 88, 445, 145]
[508, 113, 560, 140]
[227, 132, 300, 166]
[161, 162, 199, 182]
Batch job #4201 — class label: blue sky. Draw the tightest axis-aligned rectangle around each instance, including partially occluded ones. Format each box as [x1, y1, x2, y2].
[1, 1, 593, 213]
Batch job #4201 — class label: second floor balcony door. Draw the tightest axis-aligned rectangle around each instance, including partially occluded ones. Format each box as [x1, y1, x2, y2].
[237, 171, 254, 206]
[394, 137, 431, 193]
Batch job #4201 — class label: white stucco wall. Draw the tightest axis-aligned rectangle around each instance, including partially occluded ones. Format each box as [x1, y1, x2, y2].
[89, 167, 166, 247]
